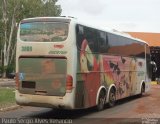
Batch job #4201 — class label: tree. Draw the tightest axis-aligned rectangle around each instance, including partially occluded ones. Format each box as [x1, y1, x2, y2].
[0, 0, 62, 77]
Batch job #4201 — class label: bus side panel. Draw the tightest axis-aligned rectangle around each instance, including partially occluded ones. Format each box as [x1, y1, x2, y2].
[145, 45, 152, 92]
[101, 56, 132, 99]
[74, 79, 85, 108]
[75, 41, 146, 108]
[101, 55, 146, 99]
[75, 51, 101, 108]
[75, 24, 148, 108]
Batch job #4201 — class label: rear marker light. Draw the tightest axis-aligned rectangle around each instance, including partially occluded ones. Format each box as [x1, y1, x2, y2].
[15, 73, 19, 89]
[66, 75, 73, 92]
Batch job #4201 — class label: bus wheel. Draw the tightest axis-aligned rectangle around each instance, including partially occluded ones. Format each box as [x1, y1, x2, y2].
[97, 90, 106, 111]
[108, 88, 116, 107]
[140, 83, 145, 97]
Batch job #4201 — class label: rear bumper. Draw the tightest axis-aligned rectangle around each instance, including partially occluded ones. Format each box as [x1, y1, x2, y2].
[15, 90, 74, 109]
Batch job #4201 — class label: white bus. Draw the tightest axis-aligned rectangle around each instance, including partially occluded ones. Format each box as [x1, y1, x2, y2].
[15, 17, 151, 110]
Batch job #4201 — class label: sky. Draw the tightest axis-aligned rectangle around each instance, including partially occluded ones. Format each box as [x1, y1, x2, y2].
[57, 0, 160, 33]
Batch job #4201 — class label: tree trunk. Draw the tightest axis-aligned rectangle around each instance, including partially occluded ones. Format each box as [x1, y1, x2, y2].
[6, 6, 17, 66]
[2, 0, 17, 77]
[9, 43, 16, 66]
[2, 0, 7, 77]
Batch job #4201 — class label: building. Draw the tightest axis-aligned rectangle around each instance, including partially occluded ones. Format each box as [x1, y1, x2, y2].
[127, 32, 160, 81]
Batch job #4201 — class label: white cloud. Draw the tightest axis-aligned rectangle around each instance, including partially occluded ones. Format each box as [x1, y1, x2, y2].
[77, 0, 107, 15]
[57, 0, 160, 32]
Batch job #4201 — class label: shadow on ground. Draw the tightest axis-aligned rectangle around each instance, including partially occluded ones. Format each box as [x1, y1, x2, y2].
[26, 93, 150, 119]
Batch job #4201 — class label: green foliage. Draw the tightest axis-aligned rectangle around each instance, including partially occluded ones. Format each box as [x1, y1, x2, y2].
[0, 0, 62, 42]
[0, 0, 62, 77]
[0, 66, 2, 77]
[13, 0, 62, 23]
[0, 65, 13, 73]
[6, 64, 15, 74]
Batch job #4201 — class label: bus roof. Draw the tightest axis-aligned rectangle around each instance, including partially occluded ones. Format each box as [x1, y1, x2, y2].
[21, 16, 72, 23]
[75, 19, 149, 45]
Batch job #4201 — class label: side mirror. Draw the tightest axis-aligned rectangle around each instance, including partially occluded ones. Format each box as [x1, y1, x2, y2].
[150, 61, 157, 72]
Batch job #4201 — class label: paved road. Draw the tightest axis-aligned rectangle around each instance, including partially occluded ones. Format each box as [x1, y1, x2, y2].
[0, 85, 160, 124]
[0, 79, 15, 87]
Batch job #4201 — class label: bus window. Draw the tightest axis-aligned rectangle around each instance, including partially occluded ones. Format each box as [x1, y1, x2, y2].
[146, 45, 152, 79]
[108, 33, 127, 55]
[84, 27, 98, 53]
[98, 31, 108, 53]
[20, 22, 69, 42]
[76, 25, 98, 53]
[76, 25, 85, 50]
[108, 33, 145, 58]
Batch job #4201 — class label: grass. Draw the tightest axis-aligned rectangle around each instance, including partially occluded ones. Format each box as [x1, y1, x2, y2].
[0, 87, 16, 108]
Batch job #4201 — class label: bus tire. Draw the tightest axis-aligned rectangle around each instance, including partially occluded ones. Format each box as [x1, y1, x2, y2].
[139, 83, 145, 97]
[97, 90, 106, 111]
[108, 88, 116, 107]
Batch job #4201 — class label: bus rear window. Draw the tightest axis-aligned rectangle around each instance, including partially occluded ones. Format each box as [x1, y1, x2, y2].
[20, 22, 69, 42]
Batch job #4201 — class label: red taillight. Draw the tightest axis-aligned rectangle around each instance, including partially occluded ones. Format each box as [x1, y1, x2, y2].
[66, 75, 73, 92]
[15, 73, 19, 89]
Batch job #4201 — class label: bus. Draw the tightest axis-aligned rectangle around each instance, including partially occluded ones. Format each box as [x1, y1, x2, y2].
[15, 17, 152, 110]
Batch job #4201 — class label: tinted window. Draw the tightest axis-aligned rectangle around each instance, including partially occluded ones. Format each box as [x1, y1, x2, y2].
[76, 24, 145, 57]
[76, 25, 85, 49]
[146, 45, 152, 78]
[108, 33, 145, 57]
[20, 22, 68, 42]
[98, 31, 108, 53]
[76, 25, 98, 53]
[108, 33, 129, 55]
[84, 27, 98, 52]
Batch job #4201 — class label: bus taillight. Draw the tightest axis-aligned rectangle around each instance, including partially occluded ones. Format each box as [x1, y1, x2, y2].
[66, 75, 73, 92]
[15, 73, 19, 89]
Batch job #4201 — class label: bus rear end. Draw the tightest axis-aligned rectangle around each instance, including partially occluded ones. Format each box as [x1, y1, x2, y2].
[15, 17, 76, 109]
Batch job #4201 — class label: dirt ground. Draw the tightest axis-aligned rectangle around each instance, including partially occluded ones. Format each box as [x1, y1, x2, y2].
[110, 84, 160, 119]
[1, 84, 160, 124]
